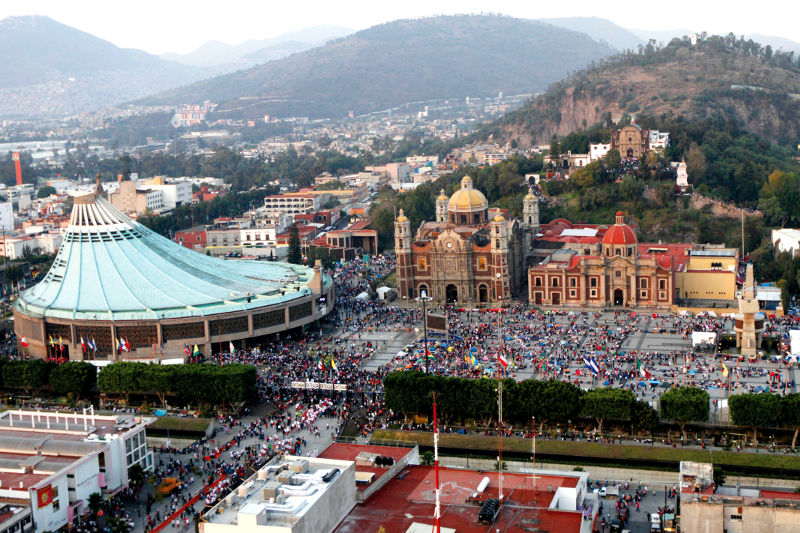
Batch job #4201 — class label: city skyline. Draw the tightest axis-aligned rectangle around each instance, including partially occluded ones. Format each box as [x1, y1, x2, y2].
[0, 0, 797, 55]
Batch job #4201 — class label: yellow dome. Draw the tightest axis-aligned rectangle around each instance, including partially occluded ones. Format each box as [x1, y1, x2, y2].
[447, 175, 488, 212]
[437, 188, 448, 201]
[396, 209, 408, 222]
[525, 187, 535, 200]
[493, 213, 505, 222]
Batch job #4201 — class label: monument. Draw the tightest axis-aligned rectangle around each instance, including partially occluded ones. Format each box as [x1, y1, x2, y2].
[734, 263, 765, 356]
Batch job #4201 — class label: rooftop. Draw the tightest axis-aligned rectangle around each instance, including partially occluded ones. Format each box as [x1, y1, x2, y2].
[15, 193, 328, 321]
[335, 465, 585, 533]
[202, 455, 354, 529]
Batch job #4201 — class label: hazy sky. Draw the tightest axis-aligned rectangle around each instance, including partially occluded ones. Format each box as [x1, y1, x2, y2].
[1, 0, 798, 55]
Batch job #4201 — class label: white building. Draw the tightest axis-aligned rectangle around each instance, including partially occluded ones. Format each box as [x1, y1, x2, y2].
[589, 143, 611, 161]
[772, 228, 800, 256]
[146, 177, 193, 210]
[263, 195, 322, 216]
[675, 159, 689, 190]
[200, 455, 355, 533]
[0, 202, 13, 233]
[0, 410, 153, 533]
[649, 130, 670, 150]
[1, 233, 63, 259]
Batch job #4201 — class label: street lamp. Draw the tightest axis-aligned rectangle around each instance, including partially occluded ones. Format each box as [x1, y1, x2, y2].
[416, 289, 432, 373]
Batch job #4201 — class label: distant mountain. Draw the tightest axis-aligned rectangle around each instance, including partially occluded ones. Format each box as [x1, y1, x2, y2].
[747, 34, 800, 55]
[141, 15, 616, 120]
[0, 15, 210, 118]
[160, 25, 353, 68]
[541, 17, 643, 51]
[629, 28, 692, 44]
[486, 34, 800, 147]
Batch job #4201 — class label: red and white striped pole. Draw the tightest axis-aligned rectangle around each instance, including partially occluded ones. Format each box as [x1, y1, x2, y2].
[433, 392, 441, 533]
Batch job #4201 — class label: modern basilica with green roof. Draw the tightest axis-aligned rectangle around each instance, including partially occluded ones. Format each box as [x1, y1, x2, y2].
[14, 182, 333, 361]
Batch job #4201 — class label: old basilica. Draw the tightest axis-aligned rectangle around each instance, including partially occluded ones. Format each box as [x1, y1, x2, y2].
[394, 176, 539, 305]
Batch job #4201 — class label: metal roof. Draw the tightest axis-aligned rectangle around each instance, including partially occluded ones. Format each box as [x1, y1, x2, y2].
[16, 193, 327, 321]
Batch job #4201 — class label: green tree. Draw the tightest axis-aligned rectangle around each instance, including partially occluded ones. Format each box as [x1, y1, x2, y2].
[631, 400, 659, 432]
[782, 394, 800, 448]
[729, 392, 782, 446]
[287, 224, 302, 265]
[549, 134, 561, 158]
[2, 360, 52, 394]
[49, 362, 97, 399]
[37, 186, 56, 198]
[87, 492, 103, 517]
[581, 388, 636, 434]
[660, 387, 710, 441]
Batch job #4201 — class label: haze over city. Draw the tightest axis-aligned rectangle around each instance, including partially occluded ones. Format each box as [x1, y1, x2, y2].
[0, 0, 798, 54]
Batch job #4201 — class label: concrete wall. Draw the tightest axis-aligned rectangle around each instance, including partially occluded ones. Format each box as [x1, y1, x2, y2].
[294, 461, 356, 533]
[681, 501, 725, 533]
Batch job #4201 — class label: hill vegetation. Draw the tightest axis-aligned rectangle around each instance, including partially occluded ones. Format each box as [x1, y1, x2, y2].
[488, 33, 800, 147]
[142, 15, 616, 119]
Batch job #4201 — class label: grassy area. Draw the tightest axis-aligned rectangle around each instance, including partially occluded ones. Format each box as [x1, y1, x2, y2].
[147, 417, 211, 433]
[371, 430, 800, 473]
[380, 268, 397, 288]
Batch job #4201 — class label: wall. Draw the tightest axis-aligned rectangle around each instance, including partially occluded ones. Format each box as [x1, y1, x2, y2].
[292, 461, 356, 533]
[678, 270, 737, 300]
[680, 501, 724, 533]
[31, 476, 70, 533]
[69, 455, 101, 504]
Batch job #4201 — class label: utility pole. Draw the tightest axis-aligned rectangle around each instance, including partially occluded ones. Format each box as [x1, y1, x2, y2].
[498, 379, 503, 503]
[416, 289, 432, 373]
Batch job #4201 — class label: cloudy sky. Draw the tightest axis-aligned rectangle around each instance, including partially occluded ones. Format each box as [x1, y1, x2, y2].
[1, 0, 797, 55]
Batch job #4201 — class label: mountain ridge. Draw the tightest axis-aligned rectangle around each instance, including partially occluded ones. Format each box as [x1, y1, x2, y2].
[485, 34, 800, 147]
[140, 15, 617, 120]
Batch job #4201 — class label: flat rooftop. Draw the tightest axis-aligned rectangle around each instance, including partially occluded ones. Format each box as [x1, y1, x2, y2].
[335, 465, 583, 533]
[318, 443, 413, 492]
[203, 455, 353, 529]
[0, 410, 150, 494]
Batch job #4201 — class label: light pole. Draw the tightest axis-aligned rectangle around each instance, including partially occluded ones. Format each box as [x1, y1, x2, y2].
[416, 289, 432, 373]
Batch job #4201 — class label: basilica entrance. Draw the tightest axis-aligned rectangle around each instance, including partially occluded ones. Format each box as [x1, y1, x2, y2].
[478, 284, 488, 304]
[614, 288, 624, 306]
[446, 284, 458, 303]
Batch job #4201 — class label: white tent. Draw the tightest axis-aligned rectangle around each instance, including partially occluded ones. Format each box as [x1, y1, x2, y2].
[691, 331, 717, 347]
[790, 330, 800, 356]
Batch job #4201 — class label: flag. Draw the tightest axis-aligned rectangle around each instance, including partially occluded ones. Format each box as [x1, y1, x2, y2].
[36, 485, 53, 507]
[193, 345, 200, 356]
[638, 357, 652, 379]
[184, 345, 191, 357]
[89, 338, 97, 351]
[123, 338, 130, 352]
[20, 337, 28, 348]
[317, 359, 325, 371]
[80, 337, 86, 352]
[59, 336, 63, 348]
[722, 361, 729, 378]
[583, 356, 600, 375]
[48, 335, 54, 347]
[229, 341, 235, 354]
[331, 357, 338, 372]
[497, 353, 509, 368]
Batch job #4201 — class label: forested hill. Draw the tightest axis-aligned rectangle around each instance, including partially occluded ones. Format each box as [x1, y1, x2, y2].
[140, 15, 615, 119]
[486, 34, 800, 147]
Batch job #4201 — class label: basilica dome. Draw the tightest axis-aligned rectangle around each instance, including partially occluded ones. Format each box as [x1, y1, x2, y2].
[448, 176, 488, 213]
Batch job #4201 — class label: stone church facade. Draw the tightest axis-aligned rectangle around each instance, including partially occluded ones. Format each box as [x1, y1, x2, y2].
[394, 176, 538, 305]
